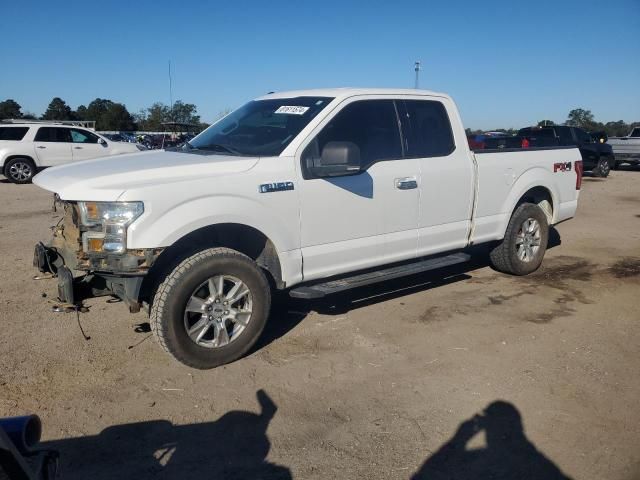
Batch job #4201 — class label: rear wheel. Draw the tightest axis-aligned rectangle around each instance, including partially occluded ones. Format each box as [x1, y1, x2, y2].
[150, 247, 271, 369]
[4, 157, 36, 184]
[489, 203, 549, 276]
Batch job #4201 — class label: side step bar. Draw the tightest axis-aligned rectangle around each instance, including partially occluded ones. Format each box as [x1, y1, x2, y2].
[289, 252, 471, 299]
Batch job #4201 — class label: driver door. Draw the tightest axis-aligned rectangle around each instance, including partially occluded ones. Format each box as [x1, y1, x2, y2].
[297, 99, 420, 281]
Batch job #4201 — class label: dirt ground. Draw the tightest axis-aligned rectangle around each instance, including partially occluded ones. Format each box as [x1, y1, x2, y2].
[0, 168, 639, 480]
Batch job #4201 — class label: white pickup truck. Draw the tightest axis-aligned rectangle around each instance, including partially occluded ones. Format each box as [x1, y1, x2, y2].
[32, 88, 582, 368]
[608, 127, 640, 168]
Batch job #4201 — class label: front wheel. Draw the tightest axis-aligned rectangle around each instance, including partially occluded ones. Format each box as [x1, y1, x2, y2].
[489, 203, 549, 276]
[150, 247, 271, 369]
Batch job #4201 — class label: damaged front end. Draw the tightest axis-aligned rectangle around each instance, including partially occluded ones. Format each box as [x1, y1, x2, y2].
[34, 200, 163, 312]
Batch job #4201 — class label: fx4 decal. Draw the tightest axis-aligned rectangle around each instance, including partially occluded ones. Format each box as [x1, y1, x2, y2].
[553, 162, 572, 172]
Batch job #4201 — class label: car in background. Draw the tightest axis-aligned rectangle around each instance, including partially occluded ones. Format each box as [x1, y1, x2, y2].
[0, 123, 145, 184]
[518, 126, 614, 177]
[608, 127, 640, 169]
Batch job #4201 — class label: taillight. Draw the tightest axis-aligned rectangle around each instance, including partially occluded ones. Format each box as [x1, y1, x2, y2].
[575, 160, 583, 190]
[521, 138, 530, 148]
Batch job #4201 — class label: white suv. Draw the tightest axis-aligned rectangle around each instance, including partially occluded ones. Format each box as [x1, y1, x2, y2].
[0, 122, 143, 184]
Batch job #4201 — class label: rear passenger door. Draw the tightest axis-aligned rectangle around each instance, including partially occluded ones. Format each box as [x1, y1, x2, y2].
[32, 127, 73, 166]
[399, 98, 474, 256]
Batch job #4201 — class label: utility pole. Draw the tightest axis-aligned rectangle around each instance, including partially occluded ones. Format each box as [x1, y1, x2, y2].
[414, 61, 421, 89]
[168, 60, 174, 120]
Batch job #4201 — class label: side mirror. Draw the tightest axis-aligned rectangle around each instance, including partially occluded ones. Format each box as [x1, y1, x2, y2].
[98, 138, 107, 146]
[308, 141, 361, 178]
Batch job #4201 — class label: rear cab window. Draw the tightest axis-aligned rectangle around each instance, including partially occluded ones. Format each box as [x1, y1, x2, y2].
[0, 126, 30, 141]
[401, 100, 455, 157]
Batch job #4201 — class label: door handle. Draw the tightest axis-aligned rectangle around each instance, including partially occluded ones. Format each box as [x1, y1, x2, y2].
[37, 146, 46, 149]
[395, 177, 418, 190]
[73, 146, 83, 149]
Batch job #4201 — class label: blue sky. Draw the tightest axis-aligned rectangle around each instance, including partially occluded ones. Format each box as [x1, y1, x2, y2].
[1, 0, 638, 129]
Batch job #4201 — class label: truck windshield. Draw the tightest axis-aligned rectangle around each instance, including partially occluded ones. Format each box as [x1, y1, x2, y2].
[187, 96, 333, 156]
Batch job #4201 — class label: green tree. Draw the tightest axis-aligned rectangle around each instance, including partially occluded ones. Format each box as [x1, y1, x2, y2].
[0, 99, 23, 119]
[74, 105, 88, 120]
[42, 97, 73, 120]
[565, 108, 602, 131]
[602, 120, 632, 137]
[169, 100, 200, 125]
[81, 98, 135, 130]
[101, 102, 136, 131]
[145, 102, 171, 131]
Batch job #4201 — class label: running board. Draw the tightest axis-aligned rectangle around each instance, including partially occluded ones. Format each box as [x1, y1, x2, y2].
[289, 252, 471, 299]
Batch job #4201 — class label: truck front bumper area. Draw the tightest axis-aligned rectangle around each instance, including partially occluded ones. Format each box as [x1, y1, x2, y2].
[33, 243, 149, 313]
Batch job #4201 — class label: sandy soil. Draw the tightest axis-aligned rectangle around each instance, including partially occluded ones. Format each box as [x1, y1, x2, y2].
[0, 168, 639, 479]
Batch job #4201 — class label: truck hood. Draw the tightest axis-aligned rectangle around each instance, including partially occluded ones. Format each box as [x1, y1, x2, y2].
[33, 150, 260, 201]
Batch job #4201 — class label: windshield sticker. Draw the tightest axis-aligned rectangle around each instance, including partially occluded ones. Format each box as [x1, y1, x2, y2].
[275, 106, 310, 115]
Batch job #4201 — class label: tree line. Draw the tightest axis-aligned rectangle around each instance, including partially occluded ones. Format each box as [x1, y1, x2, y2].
[0, 97, 209, 131]
[467, 108, 639, 138]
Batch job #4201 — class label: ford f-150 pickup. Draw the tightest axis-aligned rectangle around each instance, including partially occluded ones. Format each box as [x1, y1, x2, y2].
[32, 88, 582, 368]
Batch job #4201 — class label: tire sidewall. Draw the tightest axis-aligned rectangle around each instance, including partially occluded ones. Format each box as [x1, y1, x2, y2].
[155, 252, 270, 369]
[504, 204, 549, 275]
[5, 157, 35, 184]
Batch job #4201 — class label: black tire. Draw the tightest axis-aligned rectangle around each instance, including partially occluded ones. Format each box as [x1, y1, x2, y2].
[489, 203, 549, 276]
[592, 157, 610, 178]
[4, 157, 36, 184]
[150, 247, 271, 369]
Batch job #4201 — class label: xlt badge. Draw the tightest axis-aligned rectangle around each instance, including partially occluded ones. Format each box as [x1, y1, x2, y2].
[259, 182, 294, 193]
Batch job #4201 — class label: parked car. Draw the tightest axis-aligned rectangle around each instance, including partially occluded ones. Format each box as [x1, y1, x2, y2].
[518, 126, 614, 177]
[0, 123, 145, 184]
[32, 88, 582, 368]
[608, 127, 640, 168]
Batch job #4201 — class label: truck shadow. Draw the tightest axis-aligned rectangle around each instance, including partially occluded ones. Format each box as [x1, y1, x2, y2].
[40, 390, 292, 480]
[255, 228, 561, 351]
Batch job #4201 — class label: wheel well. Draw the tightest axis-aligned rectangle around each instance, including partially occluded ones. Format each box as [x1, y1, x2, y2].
[3, 155, 36, 169]
[140, 223, 284, 303]
[516, 187, 553, 224]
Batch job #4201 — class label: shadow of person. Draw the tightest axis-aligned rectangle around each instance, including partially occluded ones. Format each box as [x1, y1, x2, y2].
[412, 401, 572, 480]
[42, 389, 291, 480]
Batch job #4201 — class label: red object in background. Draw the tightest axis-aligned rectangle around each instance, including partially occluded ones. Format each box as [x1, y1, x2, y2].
[467, 136, 485, 150]
[521, 138, 530, 148]
[575, 160, 583, 190]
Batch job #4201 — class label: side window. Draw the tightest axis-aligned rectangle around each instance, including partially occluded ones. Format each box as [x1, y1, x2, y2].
[556, 127, 574, 146]
[0, 127, 29, 140]
[573, 128, 591, 144]
[305, 100, 402, 171]
[70, 128, 100, 144]
[34, 127, 71, 142]
[403, 100, 455, 157]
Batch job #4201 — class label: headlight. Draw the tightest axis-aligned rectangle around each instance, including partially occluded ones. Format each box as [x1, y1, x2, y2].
[78, 202, 144, 254]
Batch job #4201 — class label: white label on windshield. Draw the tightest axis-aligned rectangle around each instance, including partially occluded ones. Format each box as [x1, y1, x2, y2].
[275, 106, 309, 115]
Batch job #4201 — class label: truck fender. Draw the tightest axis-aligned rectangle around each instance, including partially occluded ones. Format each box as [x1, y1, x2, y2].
[497, 167, 559, 236]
